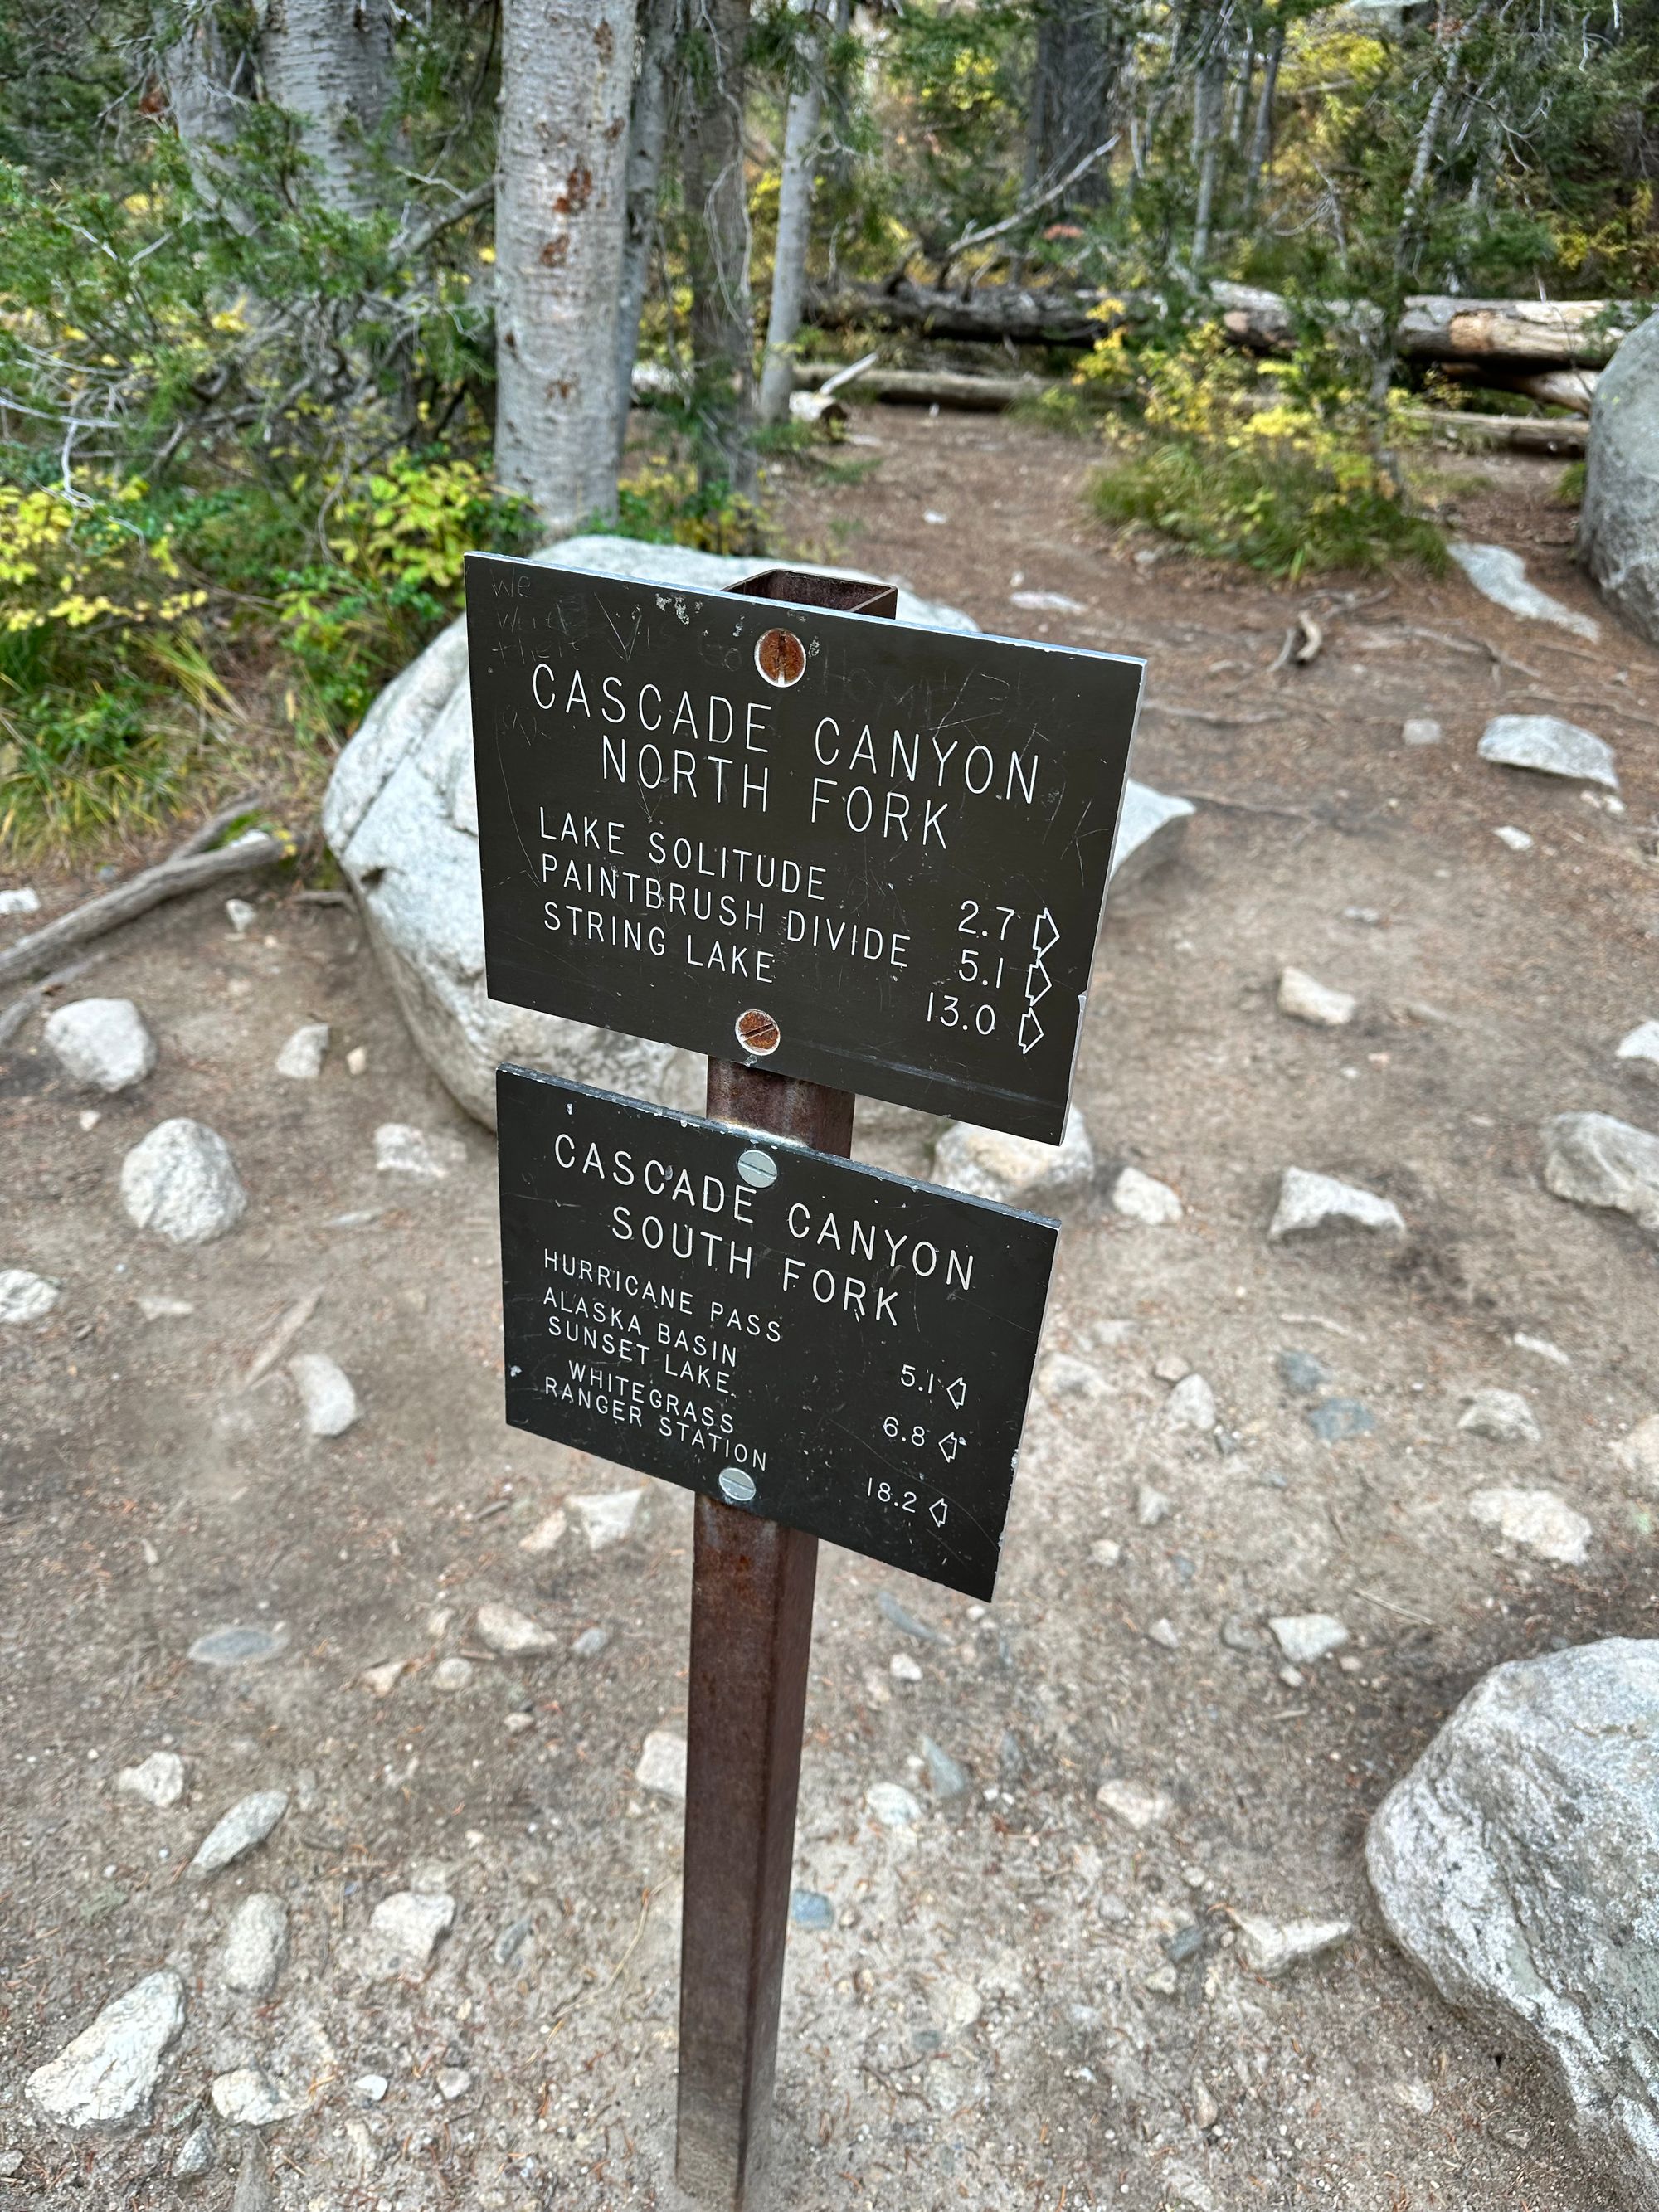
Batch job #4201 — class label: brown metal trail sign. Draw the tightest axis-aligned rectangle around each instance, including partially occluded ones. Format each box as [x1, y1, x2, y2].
[469, 562, 1136, 2206]
[467, 554, 1141, 1143]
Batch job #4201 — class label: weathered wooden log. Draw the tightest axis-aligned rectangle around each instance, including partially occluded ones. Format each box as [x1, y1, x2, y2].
[1399, 408, 1587, 456]
[805, 278, 1632, 368]
[0, 819, 287, 990]
[793, 362, 1049, 410]
[1395, 296, 1631, 369]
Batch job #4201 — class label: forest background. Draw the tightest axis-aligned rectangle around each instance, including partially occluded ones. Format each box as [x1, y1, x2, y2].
[0, 0, 1653, 852]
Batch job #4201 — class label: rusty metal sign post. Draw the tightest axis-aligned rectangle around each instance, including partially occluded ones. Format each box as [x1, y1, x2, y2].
[682, 572, 884, 2205]
[470, 561, 1137, 2207]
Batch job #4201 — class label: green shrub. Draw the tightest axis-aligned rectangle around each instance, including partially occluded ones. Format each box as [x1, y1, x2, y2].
[1083, 324, 1448, 580]
[1092, 439, 1448, 578]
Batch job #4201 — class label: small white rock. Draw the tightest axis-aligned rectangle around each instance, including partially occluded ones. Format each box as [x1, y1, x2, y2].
[353, 2073, 389, 2104]
[1493, 824, 1535, 852]
[1039, 1350, 1109, 1400]
[190, 1789, 289, 1876]
[1110, 1164, 1184, 1223]
[225, 898, 257, 935]
[1613, 1416, 1659, 1491]
[1458, 1388, 1541, 1445]
[0, 885, 41, 916]
[369, 1889, 455, 1974]
[1468, 1487, 1590, 1565]
[1479, 712, 1617, 788]
[288, 1352, 359, 1438]
[1136, 1483, 1173, 1528]
[867, 1782, 923, 1828]
[889, 1651, 923, 1683]
[218, 1893, 289, 1996]
[932, 1106, 1094, 1208]
[116, 1751, 186, 1809]
[1269, 1168, 1405, 1240]
[210, 2065, 299, 2127]
[26, 1971, 186, 2129]
[1512, 1331, 1569, 1367]
[1090, 1537, 1123, 1567]
[1277, 968, 1357, 1028]
[0, 1268, 60, 1324]
[1449, 542, 1599, 643]
[1166, 1373, 1217, 1431]
[518, 1506, 568, 1554]
[1269, 1614, 1350, 1664]
[1541, 1111, 1659, 1235]
[361, 1658, 407, 1698]
[475, 1602, 560, 1656]
[1231, 1911, 1352, 1978]
[346, 1045, 368, 1077]
[636, 1731, 688, 1801]
[572, 1487, 645, 1552]
[1010, 589, 1086, 614]
[1401, 718, 1443, 746]
[374, 1122, 466, 1179]
[275, 1022, 330, 1080]
[78, 1108, 100, 1130]
[1616, 1020, 1659, 1073]
[43, 999, 157, 1093]
[1096, 1777, 1171, 1831]
[436, 2067, 472, 2103]
[121, 1119, 246, 1245]
[431, 1655, 474, 1691]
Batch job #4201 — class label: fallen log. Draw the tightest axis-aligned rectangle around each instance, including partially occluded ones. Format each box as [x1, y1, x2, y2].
[1399, 408, 1587, 457]
[0, 815, 288, 991]
[805, 278, 1633, 368]
[793, 362, 1050, 411]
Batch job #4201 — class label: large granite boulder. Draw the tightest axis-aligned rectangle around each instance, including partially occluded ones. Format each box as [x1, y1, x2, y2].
[324, 534, 1190, 1126]
[1367, 1640, 1659, 2205]
[1581, 309, 1659, 645]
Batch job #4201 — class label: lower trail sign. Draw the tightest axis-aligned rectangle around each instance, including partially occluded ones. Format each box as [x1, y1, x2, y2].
[477, 567, 1087, 2206]
[498, 1066, 1058, 1600]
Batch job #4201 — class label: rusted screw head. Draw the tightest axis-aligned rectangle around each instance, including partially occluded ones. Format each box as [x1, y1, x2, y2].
[755, 628, 806, 687]
[736, 1007, 781, 1056]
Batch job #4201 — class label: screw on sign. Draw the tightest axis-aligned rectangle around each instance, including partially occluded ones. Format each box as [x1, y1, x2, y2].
[469, 562, 1131, 2206]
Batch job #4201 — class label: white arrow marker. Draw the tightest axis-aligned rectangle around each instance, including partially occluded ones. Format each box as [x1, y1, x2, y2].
[938, 1432, 965, 1463]
[930, 1497, 949, 1528]
[1019, 1006, 1044, 1055]
[946, 1377, 967, 1409]
[1024, 958, 1052, 1007]
[1032, 907, 1060, 959]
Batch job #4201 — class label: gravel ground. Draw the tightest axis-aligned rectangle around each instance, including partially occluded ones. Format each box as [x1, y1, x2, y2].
[1, 411, 1656, 2210]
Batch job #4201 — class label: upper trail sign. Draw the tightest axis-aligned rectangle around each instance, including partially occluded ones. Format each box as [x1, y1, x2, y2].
[467, 555, 1142, 1144]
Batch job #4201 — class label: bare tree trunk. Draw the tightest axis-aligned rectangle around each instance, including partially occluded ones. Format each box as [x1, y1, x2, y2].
[1190, 27, 1228, 269]
[495, 0, 639, 533]
[1243, 20, 1282, 214]
[156, 2, 254, 225]
[680, 0, 757, 498]
[758, 0, 846, 428]
[615, 0, 684, 457]
[1027, 0, 1121, 215]
[258, 0, 397, 216]
[1372, 0, 1490, 406]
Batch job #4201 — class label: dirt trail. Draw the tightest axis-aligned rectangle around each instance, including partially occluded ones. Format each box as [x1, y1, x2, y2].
[2, 412, 1656, 2209]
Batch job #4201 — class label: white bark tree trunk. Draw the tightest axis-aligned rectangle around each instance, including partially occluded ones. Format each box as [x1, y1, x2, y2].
[496, 0, 639, 534]
[157, 2, 253, 226]
[258, 0, 397, 216]
[615, 0, 683, 457]
[757, 0, 845, 428]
